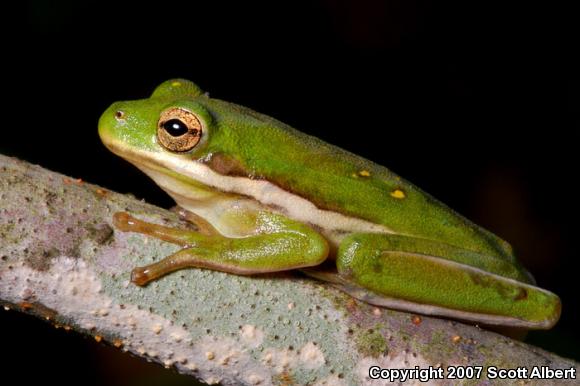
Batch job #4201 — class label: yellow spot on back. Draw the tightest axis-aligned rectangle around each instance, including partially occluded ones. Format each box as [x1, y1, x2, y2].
[358, 170, 371, 177]
[391, 189, 406, 199]
[171, 81, 182, 87]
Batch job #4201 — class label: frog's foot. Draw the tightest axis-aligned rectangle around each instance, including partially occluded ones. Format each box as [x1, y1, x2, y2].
[112, 211, 329, 286]
[114, 212, 221, 285]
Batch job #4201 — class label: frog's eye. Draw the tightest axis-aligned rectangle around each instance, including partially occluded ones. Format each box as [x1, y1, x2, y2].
[157, 107, 202, 152]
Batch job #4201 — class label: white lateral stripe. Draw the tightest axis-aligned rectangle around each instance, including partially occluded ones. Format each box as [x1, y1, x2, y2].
[167, 157, 391, 233]
[113, 140, 392, 235]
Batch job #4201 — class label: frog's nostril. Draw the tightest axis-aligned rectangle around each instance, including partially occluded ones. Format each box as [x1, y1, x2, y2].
[115, 110, 126, 120]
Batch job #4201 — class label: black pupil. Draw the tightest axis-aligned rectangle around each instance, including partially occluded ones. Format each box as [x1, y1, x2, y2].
[163, 119, 188, 137]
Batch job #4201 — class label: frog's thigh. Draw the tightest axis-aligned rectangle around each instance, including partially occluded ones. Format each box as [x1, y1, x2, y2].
[123, 210, 329, 285]
[335, 233, 560, 328]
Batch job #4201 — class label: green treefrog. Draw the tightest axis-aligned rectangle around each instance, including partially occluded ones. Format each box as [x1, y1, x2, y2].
[98, 79, 560, 329]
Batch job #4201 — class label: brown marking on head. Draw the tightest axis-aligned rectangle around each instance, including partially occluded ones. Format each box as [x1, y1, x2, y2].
[203, 152, 253, 177]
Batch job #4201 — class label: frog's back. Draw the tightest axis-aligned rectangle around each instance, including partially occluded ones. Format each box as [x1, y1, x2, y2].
[200, 97, 514, 262]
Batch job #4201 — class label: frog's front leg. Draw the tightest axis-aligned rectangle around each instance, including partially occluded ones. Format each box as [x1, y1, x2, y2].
[331, 233, 561, 329]
[113, 210, 329, 286]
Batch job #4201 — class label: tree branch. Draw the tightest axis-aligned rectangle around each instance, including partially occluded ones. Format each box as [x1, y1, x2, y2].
[0, 154, 577, 385]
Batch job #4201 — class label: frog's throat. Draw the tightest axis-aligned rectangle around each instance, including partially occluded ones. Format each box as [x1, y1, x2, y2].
[105, 139, 392, 237]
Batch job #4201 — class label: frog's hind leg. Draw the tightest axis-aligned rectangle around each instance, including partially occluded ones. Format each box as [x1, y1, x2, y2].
[113, 211, 329, 286]
[332, 233, 560, 329]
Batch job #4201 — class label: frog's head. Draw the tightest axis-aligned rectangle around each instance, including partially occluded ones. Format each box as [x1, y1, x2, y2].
[98, 78, 242, 203]
[98, 79, 215, 161]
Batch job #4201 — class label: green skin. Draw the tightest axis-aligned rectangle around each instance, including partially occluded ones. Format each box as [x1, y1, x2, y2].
[98, 79, 561, 329]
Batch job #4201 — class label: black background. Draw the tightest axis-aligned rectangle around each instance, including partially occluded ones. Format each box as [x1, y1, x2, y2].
[7, 1, 579, 384]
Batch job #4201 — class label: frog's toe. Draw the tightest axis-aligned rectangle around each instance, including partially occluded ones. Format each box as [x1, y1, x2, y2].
[131, 266, 151, 286]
